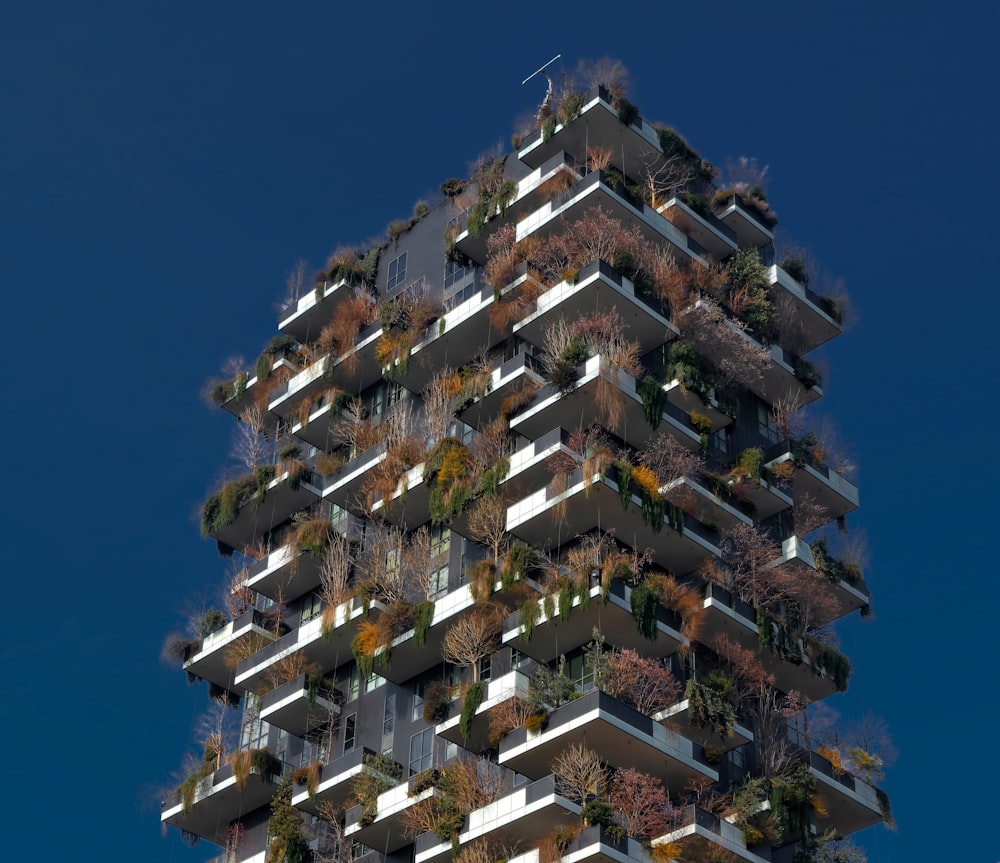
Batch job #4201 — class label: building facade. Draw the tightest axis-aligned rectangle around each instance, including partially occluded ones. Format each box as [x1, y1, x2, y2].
[162, 83, 889, 863]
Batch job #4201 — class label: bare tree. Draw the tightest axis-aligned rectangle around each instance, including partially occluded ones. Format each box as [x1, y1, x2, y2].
[639, 146, 698, 209]
[319, 532, 353, 608]
[551, 742, 606, 803]
[441, 607, 502, 681]
[234, 402, 268, 470]
[466, 495, 510, 563]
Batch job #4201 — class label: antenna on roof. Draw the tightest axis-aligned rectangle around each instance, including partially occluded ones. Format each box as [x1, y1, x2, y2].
[523, 54, 561, 125]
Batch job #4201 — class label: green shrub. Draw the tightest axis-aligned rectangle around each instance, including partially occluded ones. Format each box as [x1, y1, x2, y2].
[459, 680, 485, 738]
[630, 583, 658, 640]
[559, 91, 587, 125]
[638, 376, 667, 428]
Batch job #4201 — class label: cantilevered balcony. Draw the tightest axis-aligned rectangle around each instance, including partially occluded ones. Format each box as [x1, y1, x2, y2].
[453, 152, 583, 262]
[293, 747, 376, 816]
[712, 192, 774, 248]
[259, 673, 340, 737]
[729, 469, 794, 522]
[457, 352, 545, 431]
[321, 441, 388, 514]
[656, 697, 753, 752]
[503, 578, 685, 663]
[234, 597, 381, 692]
[219, 357, 300, 421]
[244, 542, 321, 603]
[399, 283, 500, 392]
[506, 466, 719, 576]
[762, 440, 859, 520]
[208, 468, 322, 550]
[517, 86, 663, 174]
[513, 259, 677, 355]
[345, 780, 436, 853]
[374, 584, 479, 685]
[278, 276, 357, 343]
[503, 427, 576, 498]
[804, 750, 887, 836]
[771, 536, 871, 623]
[501, 825, 649, 863]
[499, 690, 718, 793]
[508, 355, 702, 453]
[515, 170, 708, 265]
[698, 584, 846, 701]
[184, 609, 277, 694]
[660, 476, 753, 533]
[768, 265, 843, 354]
[436, 670, 532, 751]
[414, 774, 580, 863]
[652, 805, 774, 863]
[160, 756, 281, 846]
[658, 197, 738, 260]
[663, 378, 733, 433]
[680, 302, 823, 406]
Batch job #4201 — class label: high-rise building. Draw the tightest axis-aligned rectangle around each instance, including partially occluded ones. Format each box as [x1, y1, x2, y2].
[161, 80, 890, 863]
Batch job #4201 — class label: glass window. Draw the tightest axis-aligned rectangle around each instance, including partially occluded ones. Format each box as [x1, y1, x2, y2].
[411, 683, 424, 721]
[344, 714, 357, 753]
[301, 591, 322, 624]
[430, 525, 450, 558]
[757, 402, 780, 443]
[408, 727, 435, 775]
[383, 693, 396, 736]
[387, 252, 407, 290]
[478, 655, 492, 682]
[429, 565, 449, 600]
[348, 666, 360, 702]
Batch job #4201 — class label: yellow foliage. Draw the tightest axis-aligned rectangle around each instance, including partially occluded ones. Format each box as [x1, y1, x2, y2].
[650, 842, 682, 863]
[353, 620, 383, 657]
[816, 745, 844, 774]
[810, 793, 828, 818]
[630, 464, 662, 499]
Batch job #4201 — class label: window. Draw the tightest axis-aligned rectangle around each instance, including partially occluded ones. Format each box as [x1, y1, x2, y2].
[240, 694, 270, 750]
[478, 655, 492, 682]
[428, 565, 449, 600]
[711, 426, 731, 459]
[301, 591, 322, 624]
[369, 381, 385, 418]
[411, 683, 424, 721]
[344, 714, 357, 753]
[444, 257, 472, 291]
[387, 252, 407, 290]
[409, 727, 435, 775]
[348, 666, 360, 702]
[430, 525, 450, 558]
[365, 671, 384, 693]
[383, 693, 396, 736]
[757, 402, 780, 443]
[386, 380, 403, 408]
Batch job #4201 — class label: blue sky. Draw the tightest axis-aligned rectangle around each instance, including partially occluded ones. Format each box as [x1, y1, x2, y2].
[2, 1, 997, 860]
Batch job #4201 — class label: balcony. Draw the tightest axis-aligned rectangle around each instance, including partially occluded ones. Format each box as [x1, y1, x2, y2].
[652, 805, 773, 863]
[344, 779, 436, 853]
[762, 440, 859, 521]
[218, 356, 300, 421]
[293, 747, 374, 816]
[259, 673, 341, 737]
[367, 461, 432, 531]
[400, 283, 500, 392]
[503, 578, 684, 664]
[234, 597, 381, 692]
[712, 193, 774, 248]
[505, 466, 719, 576]
[457, 352, 545, 431]
[767, 265, 842, 354]
[805, 750, 887, 836]
[660, 476, 753, 533]
[414, 774, 580, 863]
[161, 756, 281, 846]
[655, 698, 753, 753]
[728, 469, 794, 522]
[515, 170, 708, 265]
[698, 584, 845, 701]
[499, 690, 717, 793]
[517, 86, 663, 175]
[278, 276, 357, 343]
[454, 152, 584, 263]
[207, 467, 322, 550]
[663, 379, 733, 433]
[321, 441, 388, 514]
[244, 542, 321, 603]
[501, 825, 647, 863]
[513, 259, 676, 356]
[508, 355, 702, 453]
[184, 609, 277, 693]
[680, 302, 823, 406]
[658, 197, 738, 260]
[374, 584, 479, 685]
[436, 670, 532, 751]
[772, 536, 870, 623]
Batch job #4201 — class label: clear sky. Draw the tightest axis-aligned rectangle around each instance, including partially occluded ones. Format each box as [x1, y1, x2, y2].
[2, 1, 997, 861]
